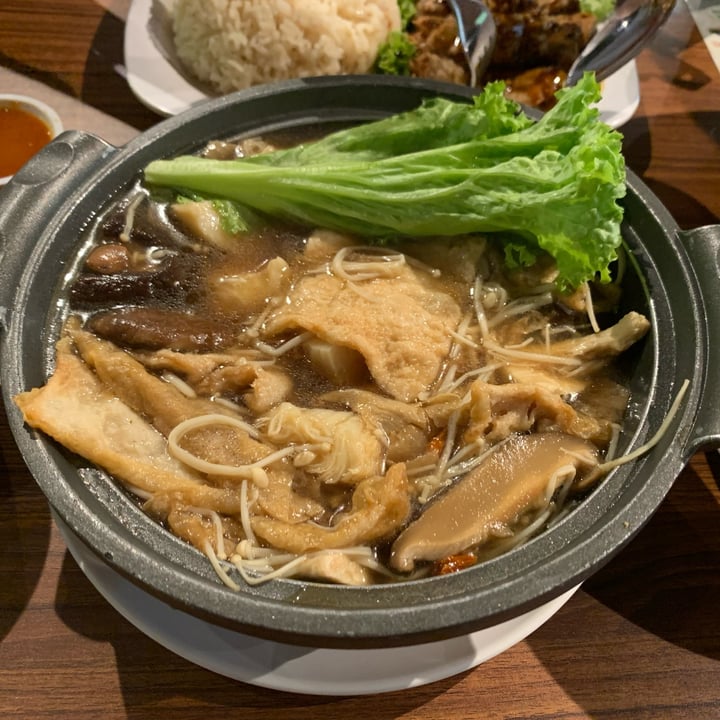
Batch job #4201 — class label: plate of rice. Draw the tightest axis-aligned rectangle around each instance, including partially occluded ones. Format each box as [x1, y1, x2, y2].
[123, 0, 640, 126]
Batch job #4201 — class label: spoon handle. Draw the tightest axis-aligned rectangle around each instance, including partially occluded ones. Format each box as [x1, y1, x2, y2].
[566, 0, 675, 86]
[446, 0, 497, 86]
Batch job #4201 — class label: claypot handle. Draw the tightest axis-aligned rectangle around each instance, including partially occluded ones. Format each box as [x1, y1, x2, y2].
[0, 131, 117, 332]
[678, 224, 720, 454]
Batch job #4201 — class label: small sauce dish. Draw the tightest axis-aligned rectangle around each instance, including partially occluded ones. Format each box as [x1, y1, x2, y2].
[0, 94, 63, 185]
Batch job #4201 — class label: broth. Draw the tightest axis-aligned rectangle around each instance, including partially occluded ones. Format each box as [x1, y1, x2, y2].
[15, 134, 649, 587]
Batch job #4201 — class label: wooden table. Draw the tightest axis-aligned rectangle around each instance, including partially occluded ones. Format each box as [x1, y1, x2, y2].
[1, 1, 719, 717]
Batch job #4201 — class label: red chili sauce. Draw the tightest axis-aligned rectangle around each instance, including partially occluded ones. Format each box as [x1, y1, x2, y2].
[0, 102, 53, 177]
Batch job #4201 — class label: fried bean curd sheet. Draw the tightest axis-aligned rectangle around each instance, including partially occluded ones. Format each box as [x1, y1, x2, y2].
[132, 347, 262, 394]
[264, 402, 385, 485]
[264, 265, 463, 402]
[465, 379, 612, 447]
[69, 325, 327, 523]
[13, 336, 245, 513]
[133, 347, 293, 412]
[71, 326, 269, 467]
[20, 323, 329, 523]
[251, 463, 412, 555]
[15, 328, 348, 585]
[69, 325, 240, 437]
[287, 552, 374, 586]
[548, 311, 651, 360]
[145, 494, 245, 557]
[322, 388, 431, 463]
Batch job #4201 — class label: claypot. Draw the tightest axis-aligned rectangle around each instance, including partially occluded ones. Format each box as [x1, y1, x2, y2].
[1, 76, 718, 649]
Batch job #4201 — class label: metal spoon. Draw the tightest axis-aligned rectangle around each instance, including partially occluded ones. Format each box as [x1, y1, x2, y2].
[565, 0, 676, 86]
[446, 0, 497, 87]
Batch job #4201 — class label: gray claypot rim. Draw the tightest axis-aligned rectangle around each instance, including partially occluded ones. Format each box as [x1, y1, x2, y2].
[0, 75, 710, 648]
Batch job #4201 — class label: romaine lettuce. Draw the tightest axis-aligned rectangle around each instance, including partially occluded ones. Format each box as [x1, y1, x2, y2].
[145, 74, 625, 290]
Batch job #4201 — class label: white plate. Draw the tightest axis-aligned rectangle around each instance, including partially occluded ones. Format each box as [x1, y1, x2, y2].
[55, 513, 578, 696]
[123, 0, 640, 127]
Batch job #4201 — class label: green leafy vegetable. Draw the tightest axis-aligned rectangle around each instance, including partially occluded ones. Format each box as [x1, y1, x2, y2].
[145, 73, 625, 290]
[580, 0, 614, 20]
[374, 30, 417, 76]
[397, 0, 417, 26]
[373, 0, 417, 76]
[252, 80, 533, 165]
[175, 191, 257, 234]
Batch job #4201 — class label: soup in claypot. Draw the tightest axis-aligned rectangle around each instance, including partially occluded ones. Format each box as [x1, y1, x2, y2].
[15, 126, 650, 588]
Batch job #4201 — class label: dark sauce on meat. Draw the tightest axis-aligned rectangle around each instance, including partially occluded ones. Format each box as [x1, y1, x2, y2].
[407, 0, 596, 108]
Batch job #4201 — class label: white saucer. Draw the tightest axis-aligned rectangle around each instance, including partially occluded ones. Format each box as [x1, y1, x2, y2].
[123, 0, 640, 127]
[55, 514, 578, 696]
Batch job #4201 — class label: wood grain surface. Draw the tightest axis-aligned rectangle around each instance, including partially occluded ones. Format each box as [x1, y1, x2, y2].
[1, 1, 719, 717]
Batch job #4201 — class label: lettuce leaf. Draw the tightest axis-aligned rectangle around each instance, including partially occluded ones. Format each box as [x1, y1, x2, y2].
[249, 81, 532, 166]
[145, 74, 625, 290]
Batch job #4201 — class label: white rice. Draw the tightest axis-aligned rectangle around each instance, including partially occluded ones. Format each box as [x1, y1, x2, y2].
[172, 0, 402, 94]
